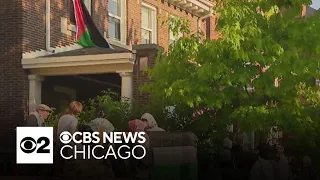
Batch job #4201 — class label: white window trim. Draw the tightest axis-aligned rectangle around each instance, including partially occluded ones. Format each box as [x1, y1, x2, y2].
[141, 2, 157, 44]
[68, 0, 92, 32]
[108, 0, 127, 44]
[103, 31, 131, 50]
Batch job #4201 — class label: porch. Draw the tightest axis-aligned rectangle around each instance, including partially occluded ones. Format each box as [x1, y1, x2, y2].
[41, 74, 121, 113]
[22, 46, 136, 111]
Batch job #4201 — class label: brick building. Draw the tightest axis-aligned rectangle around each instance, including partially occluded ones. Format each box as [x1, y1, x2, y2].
[0, 0, 216, 148]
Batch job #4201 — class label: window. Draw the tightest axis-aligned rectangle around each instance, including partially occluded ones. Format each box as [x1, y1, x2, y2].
[69, 0, 76, 24]
[70, 0, 91, 25]
[168, 15, 183, 45]
[169, 30, 182, 45]
[141, 4, 156, 44]
[108, 0, 122, 41]
[169, 30, 176, 45]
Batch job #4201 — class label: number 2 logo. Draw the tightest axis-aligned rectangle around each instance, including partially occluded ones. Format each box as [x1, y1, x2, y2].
[20, 136, 50, 154]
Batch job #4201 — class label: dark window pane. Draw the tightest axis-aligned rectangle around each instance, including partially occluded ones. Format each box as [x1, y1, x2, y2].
[70, 0, 76, 24]
[141, 28, 151, 44]
[108, 17, 121, 40]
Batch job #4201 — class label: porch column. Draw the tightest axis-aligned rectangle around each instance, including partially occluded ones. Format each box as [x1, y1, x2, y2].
[119, 72, 133, 102]
[28, 75, 44, 112]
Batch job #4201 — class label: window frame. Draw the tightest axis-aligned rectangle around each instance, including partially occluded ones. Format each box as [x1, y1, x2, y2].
[108, 0, 122, 41]
[141, 3, 157, 44]
[107, 0, 127, 44]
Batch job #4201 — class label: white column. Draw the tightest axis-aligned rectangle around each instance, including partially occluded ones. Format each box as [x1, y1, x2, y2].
[119, 72, 133, 102]
[28, 75, 44, 112]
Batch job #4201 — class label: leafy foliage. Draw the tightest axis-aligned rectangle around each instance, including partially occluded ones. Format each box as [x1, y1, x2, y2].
[45, 90, 132, 131]
[143, 0, 320, 149]
[77, 90, 131, 131]
[45, 107, 62, 129]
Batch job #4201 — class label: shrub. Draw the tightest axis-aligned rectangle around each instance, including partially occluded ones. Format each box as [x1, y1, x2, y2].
[45, 107, 61, 129]
[77, 90, 131, 131]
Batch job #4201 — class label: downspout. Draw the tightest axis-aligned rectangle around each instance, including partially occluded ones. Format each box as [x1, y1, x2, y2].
[197, 8, 213, 35]
[46, 0, 55, 53]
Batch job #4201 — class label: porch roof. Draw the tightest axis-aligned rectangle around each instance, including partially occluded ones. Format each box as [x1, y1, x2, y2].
[42, 46, 130, 57]
[22, 46, 135, 76]
[166, 0, 213, 17]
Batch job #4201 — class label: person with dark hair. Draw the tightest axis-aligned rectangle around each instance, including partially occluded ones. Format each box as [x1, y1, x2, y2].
[250, 143, 275, 180]
[297, 156, 318, 180]
[231, 135, 245, 179]
[81, 105, 116, 178]
[88, 105, 115, 137]
[219, 133, 234, 180]
[273, 145, 292, 180]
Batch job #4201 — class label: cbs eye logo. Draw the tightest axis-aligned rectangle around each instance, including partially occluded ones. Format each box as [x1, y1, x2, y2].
[59, 131, 72, 144]
[20, 136, 50, 154]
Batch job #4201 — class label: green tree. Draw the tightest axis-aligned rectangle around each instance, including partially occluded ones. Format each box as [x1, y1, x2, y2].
[143, 0, 320, 145]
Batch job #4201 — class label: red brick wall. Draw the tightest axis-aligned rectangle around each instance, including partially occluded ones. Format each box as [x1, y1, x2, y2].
[207, 16, 219, 40]
[132, 44, 162, 105]
[22, 0, 46, 52]
[50, 0, 74, 47]
[22, 0, 108, 52]
[127, 0, 141, 45]
[0, 0, 28, 149]
[127, 0, 209, 51]
[22, 0, 212, 52]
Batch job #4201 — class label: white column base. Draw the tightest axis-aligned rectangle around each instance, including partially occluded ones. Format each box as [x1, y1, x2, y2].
[28, 75, 44, 113]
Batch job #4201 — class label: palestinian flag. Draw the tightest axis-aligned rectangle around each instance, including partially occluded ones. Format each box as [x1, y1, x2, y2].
[72, 0, 112, 48]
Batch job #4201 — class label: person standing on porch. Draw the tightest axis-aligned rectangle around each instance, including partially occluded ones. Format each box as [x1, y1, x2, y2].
[23, 104, 52, 176]
[56, 101, 83, 136]
[25, 104, 52, 127]
[54, 101, 83, 177]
